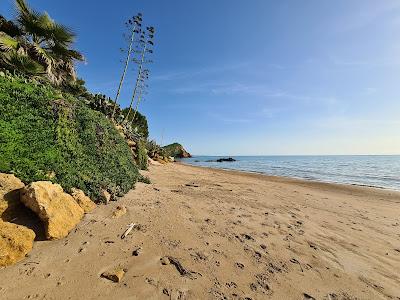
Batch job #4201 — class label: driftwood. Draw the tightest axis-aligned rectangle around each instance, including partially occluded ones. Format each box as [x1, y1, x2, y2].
[121, 223, 136, 239]
[163, 256, 202, 280]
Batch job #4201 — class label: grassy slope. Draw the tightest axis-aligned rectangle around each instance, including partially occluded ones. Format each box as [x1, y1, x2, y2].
[0, 77, 139, 201]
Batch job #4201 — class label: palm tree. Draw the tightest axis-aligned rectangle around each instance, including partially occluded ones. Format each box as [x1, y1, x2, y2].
[0, 0, 84, 85]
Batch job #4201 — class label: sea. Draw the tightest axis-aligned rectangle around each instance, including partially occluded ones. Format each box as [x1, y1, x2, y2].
[181, 155, 400, 191]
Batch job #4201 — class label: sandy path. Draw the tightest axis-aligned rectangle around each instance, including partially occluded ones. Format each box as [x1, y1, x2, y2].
[0, 163, 399, 300]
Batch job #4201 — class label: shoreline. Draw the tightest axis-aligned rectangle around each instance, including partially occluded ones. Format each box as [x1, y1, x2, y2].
[178, 161, 400, 196]
[1, 163, 399, 299]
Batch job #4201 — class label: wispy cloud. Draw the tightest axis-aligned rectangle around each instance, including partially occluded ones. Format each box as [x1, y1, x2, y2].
[311, 116, 400, 130]
[152, 62, 250, 82]
[171, 81, 337, 106]
[208, 112, 252, 124]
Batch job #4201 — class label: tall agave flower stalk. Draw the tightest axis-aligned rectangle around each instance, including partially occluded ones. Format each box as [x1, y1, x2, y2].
[123, 26, 154, 122]
[111, 13, 142, 120]
[132, 69, 149, 122]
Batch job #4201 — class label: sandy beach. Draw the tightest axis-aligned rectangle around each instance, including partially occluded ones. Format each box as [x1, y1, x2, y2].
[1, 163, 399, 300]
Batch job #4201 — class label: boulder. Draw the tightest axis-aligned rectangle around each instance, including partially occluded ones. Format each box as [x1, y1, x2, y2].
[0, 220, 35, 266]
[21, 182, 84, 240]
[101, 268, 125, 283]
[127, 140, 136, 147]
[71, 188, 96, 213]
[148, 157, 162, 166]
[156, 158, 167, 165]
[100, 189, 111, 204]
[0, 173, 25, 221]
[112, 205, 127, 219]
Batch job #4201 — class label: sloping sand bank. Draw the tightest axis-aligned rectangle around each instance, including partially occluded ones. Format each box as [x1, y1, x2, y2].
[1, 163, 399, 300]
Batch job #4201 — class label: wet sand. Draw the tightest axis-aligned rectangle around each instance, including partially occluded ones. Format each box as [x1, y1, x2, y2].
[1, 163, 399, 299]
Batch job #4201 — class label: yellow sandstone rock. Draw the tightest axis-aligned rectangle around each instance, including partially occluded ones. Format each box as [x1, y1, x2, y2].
[21, 182, 84, 240]
[0, 220, 35, 267]
[127, 140, 136, 147]
[0, 173, 25, 221]
[70, 188, 96, 213]
[101, 268, 125, 283]
[112, 205, 127, 219]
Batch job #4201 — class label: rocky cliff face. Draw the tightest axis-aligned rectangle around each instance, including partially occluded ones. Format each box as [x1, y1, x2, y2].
[162, 143, 192, 158]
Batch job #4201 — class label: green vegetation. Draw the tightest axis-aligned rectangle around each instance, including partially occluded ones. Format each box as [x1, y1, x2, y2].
[145, 140, 166, 158]
[0, 76, 139, 201]
[0, 0, 84, 87]
[0, 1, 166, 203]
[163, 143, 191, 158]
[136, 140, 148, 170]
[138, 174, 151, 184]
[121, 108, 149, 139]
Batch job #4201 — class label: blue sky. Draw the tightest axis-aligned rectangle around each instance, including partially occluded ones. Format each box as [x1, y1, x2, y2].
[2, 0, 400, 155]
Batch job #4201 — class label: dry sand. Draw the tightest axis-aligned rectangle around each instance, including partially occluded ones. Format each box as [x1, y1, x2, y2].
[1, 163, 400, 300]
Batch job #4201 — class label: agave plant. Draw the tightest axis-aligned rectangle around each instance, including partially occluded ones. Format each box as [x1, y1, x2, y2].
[123, 26, 155, 123]
[0, 0, 84, 85]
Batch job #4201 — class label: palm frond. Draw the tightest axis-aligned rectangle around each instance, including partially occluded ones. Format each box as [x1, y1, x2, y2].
[0, 15, 22, 37]
[50, 43, 84, 61]
[1, 51, 44, 75]
[0, 32, 19, 51]
[49, 23, 75, 46]
[15, 0, 31, 17]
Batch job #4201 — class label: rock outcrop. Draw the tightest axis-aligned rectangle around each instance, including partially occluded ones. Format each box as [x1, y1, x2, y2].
[162, 143, 191, 158]
[0, 173, 25, 221]
[70, 188, 96, 213]
[0, 220, 35, 267]
[21, 182, 84, 240]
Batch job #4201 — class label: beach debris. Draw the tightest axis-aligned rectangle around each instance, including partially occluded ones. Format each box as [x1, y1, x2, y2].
[101, 268, 125, 283]
[171, 189, 182, 193]
[121, 223, 136, 239]
[20, 181, 84, 240]
[160, 256, 170, 265]
[290, 258, 304, 272]
[70, 188, 96, 213]
[112, 205, 127, 219]
[185, 183, 199, 188]
[0, 220, 35, 267]
[303, 293, 316, 300]
[161, 256, 202, 279]
[132, 247, 142, 256]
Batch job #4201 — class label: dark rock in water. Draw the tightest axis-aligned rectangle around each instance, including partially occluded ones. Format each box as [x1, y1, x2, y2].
[206, 157, 236, 163]
[217, 157, 236, 162]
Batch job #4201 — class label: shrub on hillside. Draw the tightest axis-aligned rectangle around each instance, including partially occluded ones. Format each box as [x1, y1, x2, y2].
[0, 76, 139, 201]
[136, 140, 148, 170]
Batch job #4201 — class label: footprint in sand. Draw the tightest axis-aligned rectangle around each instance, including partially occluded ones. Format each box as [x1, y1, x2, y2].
[235, 262, 245, 269]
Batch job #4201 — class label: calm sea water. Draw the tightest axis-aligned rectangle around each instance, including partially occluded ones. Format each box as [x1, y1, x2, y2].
[181, 155, 400, 191]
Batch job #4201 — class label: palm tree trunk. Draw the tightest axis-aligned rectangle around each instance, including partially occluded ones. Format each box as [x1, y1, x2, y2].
[123, 40, 147, 122]
[112, 25, 137, 120]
